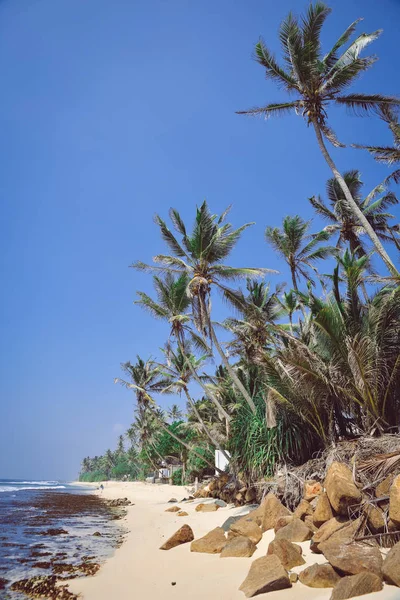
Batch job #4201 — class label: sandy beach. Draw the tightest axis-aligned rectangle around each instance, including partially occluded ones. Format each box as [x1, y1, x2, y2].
[67, 482, 399, 600]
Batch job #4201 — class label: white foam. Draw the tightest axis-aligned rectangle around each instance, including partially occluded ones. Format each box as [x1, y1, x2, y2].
[0, 485, 66, 493]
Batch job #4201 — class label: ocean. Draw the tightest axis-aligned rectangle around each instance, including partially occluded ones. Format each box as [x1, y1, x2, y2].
[0, 479, 125, 599]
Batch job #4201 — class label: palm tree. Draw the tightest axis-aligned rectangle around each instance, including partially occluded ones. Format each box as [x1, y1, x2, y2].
[354, 105, 400, 184]
[167, 403, 184, 423]
[134, 201, 275, 414]
[237, 2, 400, 275]
[310, 170, 398, 259]
[135, 272, 231, 422]
[115, 355, 222, 472]
[279, 290, 300, 334]
[157, 344, 230, 461]
[265, 216, 335, 291]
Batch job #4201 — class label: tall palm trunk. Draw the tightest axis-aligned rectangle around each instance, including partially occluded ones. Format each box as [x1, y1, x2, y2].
[312, 120, 398, 277]
[150, 408, 224, 474]
[176, 337, 231, 423]
[207, 315, 257, 415]
[183, 388, 230, 462]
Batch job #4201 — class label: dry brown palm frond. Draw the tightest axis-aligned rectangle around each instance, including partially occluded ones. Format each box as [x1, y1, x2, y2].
[357, 450, 400, 480]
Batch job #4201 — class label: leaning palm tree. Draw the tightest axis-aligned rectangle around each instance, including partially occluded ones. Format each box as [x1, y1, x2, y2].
[310, 170, 399, 259]
[354, 105, 400, 184]
[134, 201, 275, 415]
[115, 355, 222, 472]
[135, 272, 231, 422]
[265, 216, 336, 291]
[237, 2, 400, 275]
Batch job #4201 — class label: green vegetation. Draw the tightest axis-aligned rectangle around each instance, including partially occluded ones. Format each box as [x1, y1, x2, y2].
[80, 2, 400, 486]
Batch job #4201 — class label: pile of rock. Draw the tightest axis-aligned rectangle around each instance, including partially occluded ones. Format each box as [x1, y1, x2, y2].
[162, 461, 400, 599]
[106, 498, 132, 507]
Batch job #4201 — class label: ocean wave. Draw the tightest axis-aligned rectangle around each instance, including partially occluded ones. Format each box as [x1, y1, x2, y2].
[2, 481, 60, 485]
[0, 485, 66, 493]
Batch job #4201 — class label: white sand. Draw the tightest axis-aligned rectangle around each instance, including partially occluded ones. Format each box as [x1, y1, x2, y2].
[68, 482, 399, 600]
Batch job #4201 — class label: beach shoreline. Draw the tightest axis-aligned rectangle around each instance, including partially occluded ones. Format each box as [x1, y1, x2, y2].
[67, 481, 399, 600]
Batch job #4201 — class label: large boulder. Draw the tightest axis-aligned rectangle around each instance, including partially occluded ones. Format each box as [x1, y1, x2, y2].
[239, 555, 291, 597]
[382, 540, 400, 586]
[274, 516, 294, 533]
[330, 572, 383, 600]
[267, 539, 305, 570]
[190, 527, 227, 554]
[299, 563, 341, 588]
[274, 517, 313, 542]
[165, 506, 181, 513]
[195, 502, 220, 512]
[230, 519, 262, 545]
[220, 536, 257, 558]
[319, 539, 383, 576]
[310, 517, 351, 553]
[365, 505, 385, 533]
[304, 515, 318, 533]
[304, 480, 323, 501]
[294, 499, 314, 520]
[177, 511, 188, 517]
[160, 524, 194, 550]
[389, 474, 400, 525]
[376, 474, 395, 498]
[258, 493, 292, 532]
[313, 493, 334, 527]
[324, 462, 362, 516]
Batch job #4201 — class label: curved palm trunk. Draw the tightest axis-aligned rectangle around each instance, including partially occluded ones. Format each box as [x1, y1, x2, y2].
[312, 120, 398, 277]
[207, 317, 257, 415]
[150, 408, 224, 474]
[183, 388, 230, 462]
[176, 337, 231, 423]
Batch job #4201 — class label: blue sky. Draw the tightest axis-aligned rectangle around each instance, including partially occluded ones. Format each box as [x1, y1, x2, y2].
[0, 0, 399, 480]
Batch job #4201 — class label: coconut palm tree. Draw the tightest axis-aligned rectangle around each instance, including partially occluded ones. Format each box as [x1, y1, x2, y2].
[167, 404, 184, 423]
[115, 355, 222, 472]
[135, 272, 231, 422]
[354, 105, 400, 184]
[310, 170, 399, 259]
[237, 2, 400, 275]
[265, 216, 336, 291]
[157, 345, 230, 460]
[134, 201, 275, 414]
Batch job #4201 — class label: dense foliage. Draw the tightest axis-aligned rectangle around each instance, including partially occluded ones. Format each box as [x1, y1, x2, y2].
[80, 2, 400, 485]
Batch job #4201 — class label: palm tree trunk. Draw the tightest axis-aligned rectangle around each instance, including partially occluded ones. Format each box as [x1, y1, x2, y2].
[183, 388, 230, 462]
[150, 408, 224, 474]
[312, 120, 398, 277]
[207, 318, 257, 415]
[176, 337, 231, 423]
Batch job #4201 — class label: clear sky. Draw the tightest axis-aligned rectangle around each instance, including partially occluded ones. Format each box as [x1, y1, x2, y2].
[0, 0, 399, 480]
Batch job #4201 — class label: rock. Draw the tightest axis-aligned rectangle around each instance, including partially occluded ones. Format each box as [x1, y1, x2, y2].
[259, 493, 292, 532]
[215, 499, 227, 508]
[221, 536, 257, 558]
[319, 539, 383, 576]
[376, 474, 394, 498]
[313, 493, 334, 527]
[330, 572, 383, 600]
[165, 506, 181, 513]
[239, 555, 291, 597]
[304, 480, 323, 501]
[38, 528, 68, 536]
[107, 497, 131, 506]
[324, 462, 362, 516]
[160, 524, 194, 550]
[230, 519, 262, 545]
[310, 517, 351, 552]
[304, 515, 318, 533]
[177, 511, 188, 517]
[168, 498, 178, 503]
[221, 515, 242, 532]
[382, 540, 400, 586]
[274, 516, 293, 533]
[275, 518, 313, 542]
[245, 488, 257, 503]
[267, 539, 305, 570]
[191, 527, 227, 554]
[389, 474, 400, 525]
[289, 573, 298, 584]
[92, 531, 102, 537]
[365, 505, 385, 533]
[0, 578, 8, 591]
[195, 502, 220, 512]
[294, 499, 313, 520]
[299, 563, 341, 588]
[11, 576, 78, 599]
